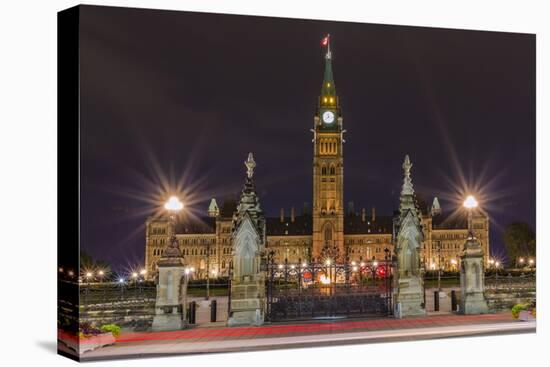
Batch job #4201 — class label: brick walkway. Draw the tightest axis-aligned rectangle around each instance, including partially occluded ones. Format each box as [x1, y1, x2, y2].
[116, 312, 513, 344]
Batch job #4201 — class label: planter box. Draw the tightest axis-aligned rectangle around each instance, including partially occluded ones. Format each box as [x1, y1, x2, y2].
[519, 310, 535, 321]
[58, 330, 116, 354]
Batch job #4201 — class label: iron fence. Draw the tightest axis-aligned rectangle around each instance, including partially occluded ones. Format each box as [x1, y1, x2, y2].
[266, 256, 394, 321]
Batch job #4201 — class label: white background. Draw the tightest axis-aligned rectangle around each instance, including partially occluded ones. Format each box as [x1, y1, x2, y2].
[0, 0, 547, 366]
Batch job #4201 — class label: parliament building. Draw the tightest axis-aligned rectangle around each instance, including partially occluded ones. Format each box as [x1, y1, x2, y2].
[144, 45, 489, 279]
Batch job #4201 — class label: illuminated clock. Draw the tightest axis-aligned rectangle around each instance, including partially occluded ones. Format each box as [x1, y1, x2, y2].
[322, 111, 335, 124]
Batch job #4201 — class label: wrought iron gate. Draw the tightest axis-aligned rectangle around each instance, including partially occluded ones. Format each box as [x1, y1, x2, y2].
[266, 255, 394, 322]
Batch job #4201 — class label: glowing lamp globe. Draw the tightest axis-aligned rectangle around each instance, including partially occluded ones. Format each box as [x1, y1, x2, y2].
[164, 196, 184, 212]
[463, 195, 478, 209]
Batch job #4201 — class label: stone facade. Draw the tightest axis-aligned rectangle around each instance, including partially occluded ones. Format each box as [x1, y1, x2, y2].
[145, 207, 488, 279]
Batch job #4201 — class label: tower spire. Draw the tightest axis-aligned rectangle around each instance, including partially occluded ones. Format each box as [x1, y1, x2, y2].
[399, 154, 419, 215]
[320, 34, 336, 106]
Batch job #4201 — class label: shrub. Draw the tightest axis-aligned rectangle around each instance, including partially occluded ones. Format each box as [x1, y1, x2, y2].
[511, 303, 528, 319]
[100, 324, 121, 337]
[79, 322, 102, 337]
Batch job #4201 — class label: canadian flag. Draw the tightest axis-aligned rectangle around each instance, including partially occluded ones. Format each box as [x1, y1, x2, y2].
[321, 35, 329, 46]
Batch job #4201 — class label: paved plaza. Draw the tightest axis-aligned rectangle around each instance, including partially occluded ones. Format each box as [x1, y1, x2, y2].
[78, 312, 535, 360]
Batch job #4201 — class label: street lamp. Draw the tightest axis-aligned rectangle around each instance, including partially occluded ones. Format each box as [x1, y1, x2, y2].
[436, 240, 442, 291]
[164, 195, 184, 212]
[463, 195, 478, 237]
[164, 196, 184, 247]
[97, 269, 105, 283]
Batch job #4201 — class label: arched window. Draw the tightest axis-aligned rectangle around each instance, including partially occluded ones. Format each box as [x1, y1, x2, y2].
[330, 165, 335, 175]
[321, 166, 327, 175]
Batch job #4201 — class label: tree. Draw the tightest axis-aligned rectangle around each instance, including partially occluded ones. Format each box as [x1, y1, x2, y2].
[502, 222, 535, 265]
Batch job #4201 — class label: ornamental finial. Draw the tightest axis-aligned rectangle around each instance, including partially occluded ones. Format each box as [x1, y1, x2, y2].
[245, 152, 256, 179]
[402, 154, 412, 178]
[401, 154, 414, 196]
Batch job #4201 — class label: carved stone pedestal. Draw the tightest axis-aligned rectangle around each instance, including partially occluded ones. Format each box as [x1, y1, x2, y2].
[152, 243, 187, 331]
[460, 238, 489, 315]
[227, 275, 266, 326]
[394, 276, 426, 318]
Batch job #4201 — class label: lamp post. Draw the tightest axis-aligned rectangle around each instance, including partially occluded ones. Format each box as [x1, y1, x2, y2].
[463, 194, 479, 269]
[436, 240, 442, 291]
[164, 195, 184, 249]
[118, 277, 125, 301]
[463, 195, 478, 236]
[206, 239, 211, 300]
[85, 271, 93, 305]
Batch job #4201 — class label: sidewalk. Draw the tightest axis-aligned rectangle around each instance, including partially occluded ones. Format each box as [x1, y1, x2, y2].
[78, 312, 535, 360]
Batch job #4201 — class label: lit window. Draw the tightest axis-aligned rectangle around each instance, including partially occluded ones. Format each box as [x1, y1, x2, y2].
[330, 97, 334, 103]
[323, 97, 327, 103]
[327, 83, 330, 87]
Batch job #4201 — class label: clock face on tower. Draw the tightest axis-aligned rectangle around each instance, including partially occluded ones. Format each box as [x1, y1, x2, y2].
[322, 111, 335, 124]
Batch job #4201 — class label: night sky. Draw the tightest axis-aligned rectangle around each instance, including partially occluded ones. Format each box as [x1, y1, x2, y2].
[79, 5, 535, 271]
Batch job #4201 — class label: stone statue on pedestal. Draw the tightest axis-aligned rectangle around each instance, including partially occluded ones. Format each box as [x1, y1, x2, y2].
[393, 155, 426, 318]
[460, 209, 489, 314]
[152, 232, 187, 331]
[227, 153, 267, 326]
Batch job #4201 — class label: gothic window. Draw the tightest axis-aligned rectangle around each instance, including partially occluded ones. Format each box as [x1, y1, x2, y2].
[321, 165, 327, 175]
[324, 226, 332, 241]
[330, 165, 335, 175]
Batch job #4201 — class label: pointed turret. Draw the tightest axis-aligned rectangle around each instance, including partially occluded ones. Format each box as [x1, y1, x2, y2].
[399, 155, 419, 217]
[431, 197, 441, 216]
[208, 198, 220, 217]
[233, 153, 265, 243]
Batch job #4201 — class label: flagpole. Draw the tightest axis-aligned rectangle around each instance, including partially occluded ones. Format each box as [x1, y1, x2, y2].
[327, 34, 331, 59]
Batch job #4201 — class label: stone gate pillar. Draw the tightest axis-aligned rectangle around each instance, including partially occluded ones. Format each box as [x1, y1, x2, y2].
[460, 206, 489, 314]
[227, 153, 267, 326]
[152, 237, 187, 331]
[393, 155, 426, 318]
